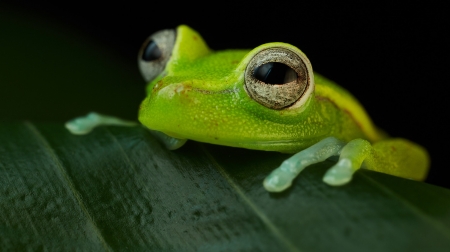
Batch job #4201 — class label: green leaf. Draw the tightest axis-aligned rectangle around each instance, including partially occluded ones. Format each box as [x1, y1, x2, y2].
[2, 5, 450, 251]
[1, 122, 450, 251]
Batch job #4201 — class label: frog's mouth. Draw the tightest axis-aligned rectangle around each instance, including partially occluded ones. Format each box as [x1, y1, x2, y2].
[151, 128, 321, 154]
[139, 82, 323, 153]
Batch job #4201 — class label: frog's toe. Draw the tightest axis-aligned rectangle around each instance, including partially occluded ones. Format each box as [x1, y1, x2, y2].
[322, 158, 355, 186]
[65, 119, 91, 135]
[263, 137, 346, 192]
[65, 112, 101, 135]
[263, 169, 295, 192]
[65, 112, 138, 135]
[149, 130, 187, 150]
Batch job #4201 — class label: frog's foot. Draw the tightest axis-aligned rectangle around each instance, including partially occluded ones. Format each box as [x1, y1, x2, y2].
[263, 137, 372, 192]
[263, 137, 345, 192]
[322, 139, 371, 186]
[148, 130, 187, 150]
[66, 112, 187, 150]
[65, 112, 138, 135]
[321, 159, 354, 185]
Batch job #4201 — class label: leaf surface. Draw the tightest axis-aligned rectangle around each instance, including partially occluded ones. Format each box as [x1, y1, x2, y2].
[1, 123, 450, 251]
[1, 5, 450, 251]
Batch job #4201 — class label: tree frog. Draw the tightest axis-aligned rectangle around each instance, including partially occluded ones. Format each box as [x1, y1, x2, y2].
[66, 25, 429, 192]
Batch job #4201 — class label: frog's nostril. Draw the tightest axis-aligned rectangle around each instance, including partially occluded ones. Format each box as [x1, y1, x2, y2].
[152, 81, 164, 93]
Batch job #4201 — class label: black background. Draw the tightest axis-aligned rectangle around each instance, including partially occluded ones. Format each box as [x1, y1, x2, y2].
[1, 1, 448, 188]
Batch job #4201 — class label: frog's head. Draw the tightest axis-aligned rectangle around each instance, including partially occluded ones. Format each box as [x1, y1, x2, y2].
[138, 25, 320, 152]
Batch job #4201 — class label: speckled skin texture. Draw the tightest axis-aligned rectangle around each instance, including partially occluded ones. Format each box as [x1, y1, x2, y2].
[139, 25, 369, 151]
[138, 25, 429, 181]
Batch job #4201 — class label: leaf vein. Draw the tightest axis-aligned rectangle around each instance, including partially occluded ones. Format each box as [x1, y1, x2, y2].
[199, 144, 301, 252]
[25, 122, 112, 251]
[103, 127, 155, 247]
[0, 142, 41, 239]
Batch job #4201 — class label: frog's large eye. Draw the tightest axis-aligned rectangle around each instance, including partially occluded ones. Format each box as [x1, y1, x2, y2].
[138, 29, 176, 82]
[244, 47, 314, 110]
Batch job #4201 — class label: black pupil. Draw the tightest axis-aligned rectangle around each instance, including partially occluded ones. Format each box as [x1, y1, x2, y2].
[142, 40, 162, 61]
[253, 62, 297, 84]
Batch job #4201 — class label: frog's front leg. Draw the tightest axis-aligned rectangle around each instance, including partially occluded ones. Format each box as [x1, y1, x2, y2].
[65, 112, 186, 150]
[65, 112, 138, 135]
[263, 137, 345, 192]
[322, 139, 371, 185]
[263, 137, 372, 192]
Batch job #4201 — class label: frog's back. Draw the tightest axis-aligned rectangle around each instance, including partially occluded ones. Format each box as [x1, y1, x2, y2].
[313, 73, 386, 143]
[309, 73, 429, 181]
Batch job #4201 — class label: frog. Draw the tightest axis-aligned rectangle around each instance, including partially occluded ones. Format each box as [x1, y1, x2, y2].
[66, 24, 430, 193]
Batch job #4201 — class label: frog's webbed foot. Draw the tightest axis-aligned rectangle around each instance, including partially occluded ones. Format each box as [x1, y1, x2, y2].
[65, 112, 187, 150]
[322, 139, 371, 185]
[263, 137, 372, 192]
[65, 112, 138, 135]
[148, 130, 187, 150]
[263, 137, 345, 192]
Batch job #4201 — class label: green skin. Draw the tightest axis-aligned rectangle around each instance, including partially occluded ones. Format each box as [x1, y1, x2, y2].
[66, 25, 430, 192]
[140, 26, 373, 152]
[138, 25, 429, 191]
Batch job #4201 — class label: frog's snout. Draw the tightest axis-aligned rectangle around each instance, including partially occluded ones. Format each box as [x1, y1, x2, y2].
[151, 80, 192, 97]
[151, 80, 165, 94]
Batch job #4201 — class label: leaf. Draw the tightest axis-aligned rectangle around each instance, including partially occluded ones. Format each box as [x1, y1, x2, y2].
[1, 122, 450, 251]
[2, 6, 450, 251]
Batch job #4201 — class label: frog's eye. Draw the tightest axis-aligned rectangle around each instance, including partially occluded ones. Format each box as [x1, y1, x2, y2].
[244, 47, 314, 110]
[138, 29, 176, 82]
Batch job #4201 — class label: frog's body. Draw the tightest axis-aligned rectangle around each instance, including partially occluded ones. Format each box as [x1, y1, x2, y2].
[66, 25, 429, 192]
[139, 27, 377, 152]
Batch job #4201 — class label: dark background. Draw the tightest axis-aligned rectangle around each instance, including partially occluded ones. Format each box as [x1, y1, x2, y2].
[1, 2, 448, 188]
